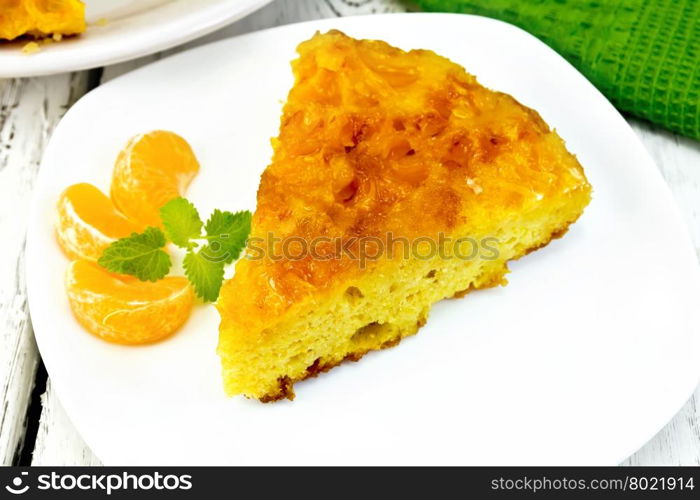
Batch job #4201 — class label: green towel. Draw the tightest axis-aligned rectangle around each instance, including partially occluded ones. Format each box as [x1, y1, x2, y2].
[416, 0, 700, 141]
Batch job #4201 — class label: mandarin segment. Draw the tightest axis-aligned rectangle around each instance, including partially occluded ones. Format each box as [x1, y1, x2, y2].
[111, 131, 200, 228]
[65, 260, 194, 345]
[56, 183, 142, 262]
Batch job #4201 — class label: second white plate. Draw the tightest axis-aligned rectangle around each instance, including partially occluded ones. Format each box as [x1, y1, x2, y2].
[0, 0, 272, 77]
[27, 13, 700, 465]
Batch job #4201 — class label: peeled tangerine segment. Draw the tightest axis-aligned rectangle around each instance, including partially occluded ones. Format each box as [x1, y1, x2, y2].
[111, 130, 200, 228]
[0, 0, 86, 40]
[65, 260, 194, 345]
[56, 183, 142, 262]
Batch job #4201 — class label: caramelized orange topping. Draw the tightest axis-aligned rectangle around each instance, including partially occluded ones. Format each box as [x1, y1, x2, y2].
[219, 31, 589, 333]
[0, 0, 85, 40]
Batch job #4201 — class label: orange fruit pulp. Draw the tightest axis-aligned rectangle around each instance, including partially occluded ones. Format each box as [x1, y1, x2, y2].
[56, 182, 142, 262]
[65, 260, 194, 345]
[111, 130, 200, 228]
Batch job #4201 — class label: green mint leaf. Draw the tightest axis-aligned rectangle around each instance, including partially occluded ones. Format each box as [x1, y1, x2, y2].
[204, 209, 252, 264]
[160, 197, 203, 248]
[183, 249, 225, 302]
[98, 227, 171, 282]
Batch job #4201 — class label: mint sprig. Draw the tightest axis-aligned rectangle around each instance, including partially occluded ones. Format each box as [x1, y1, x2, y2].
[161, 197, 202, 249]
[183, 249, 226, 302]
[204, 209, 251, 264]
[98, 197, 251, 301]
[98, 227, 171, 282]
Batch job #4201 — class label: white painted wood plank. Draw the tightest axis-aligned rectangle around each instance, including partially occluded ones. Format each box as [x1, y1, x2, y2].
[623, 395, 700, 465]
[31, 379, 100, 466]
[31, 0, 700, 465]
[0, 73, 91, 465]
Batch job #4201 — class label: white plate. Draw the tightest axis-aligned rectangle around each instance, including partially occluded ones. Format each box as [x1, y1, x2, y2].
[27, 13, 700, 465]
[0, 0, 272, 77]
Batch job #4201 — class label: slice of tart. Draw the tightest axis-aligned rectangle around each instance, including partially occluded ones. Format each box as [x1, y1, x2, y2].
[217, 31, 591, 401]
[0, 0, 86, 41]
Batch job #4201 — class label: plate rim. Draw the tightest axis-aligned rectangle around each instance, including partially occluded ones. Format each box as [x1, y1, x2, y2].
[0, 0, 273, 78]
